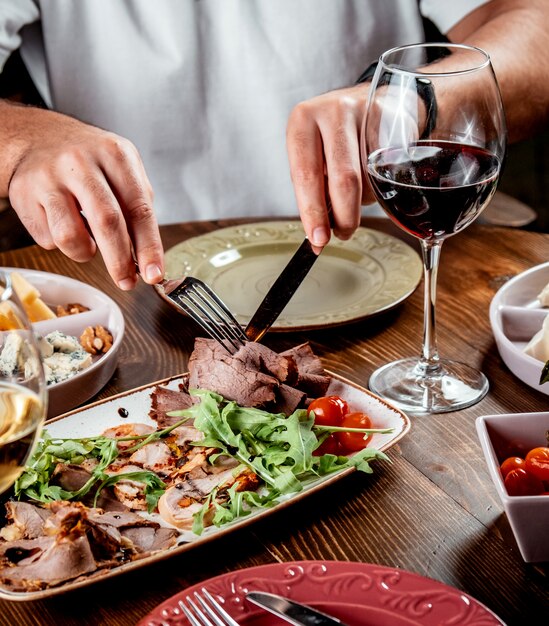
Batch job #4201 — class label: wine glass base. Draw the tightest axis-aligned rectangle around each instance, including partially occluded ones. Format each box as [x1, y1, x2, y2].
[368, 357, 489, 414]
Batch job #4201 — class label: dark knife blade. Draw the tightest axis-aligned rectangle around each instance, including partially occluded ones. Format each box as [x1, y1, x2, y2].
[246, 591, 348, 626]
[244, 237, 319, 342]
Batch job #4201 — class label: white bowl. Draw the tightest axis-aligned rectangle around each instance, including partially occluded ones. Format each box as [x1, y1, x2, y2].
[489, 262, 549, 394]
[476, 411, 549, 562]
[1, 267, 124, 418]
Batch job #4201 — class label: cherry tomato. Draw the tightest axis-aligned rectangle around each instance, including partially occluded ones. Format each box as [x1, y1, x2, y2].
[500, 456, 526, 478]
[525, 446, 549, 482]
[336, 412, 373, 452]
[504, 468, 545, 496]
[313, 434, 342, 457]
[308, 396, 349, 427]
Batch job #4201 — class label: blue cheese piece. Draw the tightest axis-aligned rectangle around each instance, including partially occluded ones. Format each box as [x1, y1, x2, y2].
[36, 335, 53, 359]
[44, 331, 82, 354]
[43, 349, 92, 384]
[1, 330, 93, 385]
[0, 333, 25, 376]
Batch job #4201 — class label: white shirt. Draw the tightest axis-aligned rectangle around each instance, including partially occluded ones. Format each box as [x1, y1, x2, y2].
[0, 0, 489, 224]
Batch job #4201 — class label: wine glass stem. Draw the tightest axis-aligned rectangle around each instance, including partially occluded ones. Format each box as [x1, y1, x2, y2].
[418, 239, 443, 376]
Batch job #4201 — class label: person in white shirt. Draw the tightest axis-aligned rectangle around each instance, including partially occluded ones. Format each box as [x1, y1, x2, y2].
[0, 0, 547, 290]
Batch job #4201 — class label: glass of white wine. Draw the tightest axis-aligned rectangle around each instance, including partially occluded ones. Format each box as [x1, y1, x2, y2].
[0, 271, 47, 496]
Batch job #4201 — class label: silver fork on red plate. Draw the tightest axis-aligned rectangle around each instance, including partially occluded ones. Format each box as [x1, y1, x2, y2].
[178, 587, 240, 626]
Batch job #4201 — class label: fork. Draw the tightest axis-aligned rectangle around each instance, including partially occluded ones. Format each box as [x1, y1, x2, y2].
[154, 275, 248, 355]
[178, 587, 240, 626]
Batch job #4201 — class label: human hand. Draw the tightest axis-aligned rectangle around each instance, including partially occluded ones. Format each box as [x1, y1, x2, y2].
[6, 106, 164, 290]
[286, 84, 376, 250]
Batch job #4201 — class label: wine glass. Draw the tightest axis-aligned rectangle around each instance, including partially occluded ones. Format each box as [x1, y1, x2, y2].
[0, 271, 47, 495]
[362, 43, 506, 413]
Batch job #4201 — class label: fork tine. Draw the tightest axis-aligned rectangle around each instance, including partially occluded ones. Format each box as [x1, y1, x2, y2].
[194, 588, 240, 626]
[192, 281, 248, 343]
[178, 588, 239, 626]
[169, 278, 247, 354]
[178, 596, 215, 626]
[174, 294, 242, 354]
[184, 282, 247, 345]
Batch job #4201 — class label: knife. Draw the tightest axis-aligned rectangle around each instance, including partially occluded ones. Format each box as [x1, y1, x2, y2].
[246, 591, 348, 626]
[245, 65, 376, 343]
[244, 236, 319, 342]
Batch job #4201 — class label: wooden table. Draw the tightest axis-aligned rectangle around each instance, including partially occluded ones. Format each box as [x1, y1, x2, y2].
[0, 217, 548, 626]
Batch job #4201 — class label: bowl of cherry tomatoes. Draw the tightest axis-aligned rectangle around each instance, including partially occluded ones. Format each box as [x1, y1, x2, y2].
[476, 411, 549, 563]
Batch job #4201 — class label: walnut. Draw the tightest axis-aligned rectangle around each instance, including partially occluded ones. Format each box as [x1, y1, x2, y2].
[80, 325, 113, 355]
[56, 303, 90, 317]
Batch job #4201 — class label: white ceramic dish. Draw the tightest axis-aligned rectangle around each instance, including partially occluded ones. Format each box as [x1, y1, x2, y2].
[1, 267, 124, 417]
[476, 411, 549, 563]
[0, 371, 410, 600]
[489, 261, 549, 394]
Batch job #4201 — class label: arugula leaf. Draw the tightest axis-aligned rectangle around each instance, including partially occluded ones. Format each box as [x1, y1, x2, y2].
[92, 471, 166, 513]
[14, 387, 393, 538]
[15, 432, 119, 502]
[15, 416, 192, 504]
[170, 389, 393, 534]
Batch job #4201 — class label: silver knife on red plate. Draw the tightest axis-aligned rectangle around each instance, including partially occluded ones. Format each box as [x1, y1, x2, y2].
[246, 591, 348, 626]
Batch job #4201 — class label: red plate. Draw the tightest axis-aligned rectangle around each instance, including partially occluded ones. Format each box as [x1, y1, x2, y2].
[137, 560, 505, 626]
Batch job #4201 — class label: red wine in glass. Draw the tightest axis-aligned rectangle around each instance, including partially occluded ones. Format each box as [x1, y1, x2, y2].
[368, 140, 500, 240]
[363, 43, 506, 414]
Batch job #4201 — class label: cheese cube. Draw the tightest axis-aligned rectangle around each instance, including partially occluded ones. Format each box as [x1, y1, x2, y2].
[10, 272, 40, 304]
[0, 301, 24, 330]
[25, 297, 56, 323]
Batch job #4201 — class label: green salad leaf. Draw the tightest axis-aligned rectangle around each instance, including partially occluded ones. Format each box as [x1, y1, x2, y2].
[169, 389, 392, 534]
[14, 416, 191, 510]
[14, 388, 393, 535]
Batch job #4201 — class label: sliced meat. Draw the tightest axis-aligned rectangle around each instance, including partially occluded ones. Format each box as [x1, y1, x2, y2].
[87, 509, 157, 529]
[0, 536, 55, 567]
[0, 534, 97, 591]
[101, 423, 155, 451]
[281, 342, 325, 373]
[274, 384, 307, 415]
[189, 338, 280, 408]
[0, 494, 180, 590]
[281, 343, 331, 396]
[174, 447, 217, 475]
[3, 501, 52, 540]
[129, 440, 175, 473]
[149, 385, 193, 428]
[51, 463, 91, 492]
[51, 464, 128, 512]
[120, 526, 178, 553]
[187, 338, 331, 414]
[157, 465, 258, 530]
[169, 424, 204, 447]
[157, 488, 206, 530]
[238, 341, 295, 382]
[105, 464, 150, 511]
[157, 464, 238, 529]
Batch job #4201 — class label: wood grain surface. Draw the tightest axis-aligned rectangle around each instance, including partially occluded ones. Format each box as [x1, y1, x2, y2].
[0, 216, 548, 626]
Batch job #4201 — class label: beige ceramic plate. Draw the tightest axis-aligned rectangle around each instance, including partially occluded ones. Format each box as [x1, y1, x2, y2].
[163, 221, 422, 331]
[0, 371, 410, 601]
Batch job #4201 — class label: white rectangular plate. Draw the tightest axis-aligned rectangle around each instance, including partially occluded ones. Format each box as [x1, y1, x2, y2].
[0, 371, 410, 601]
